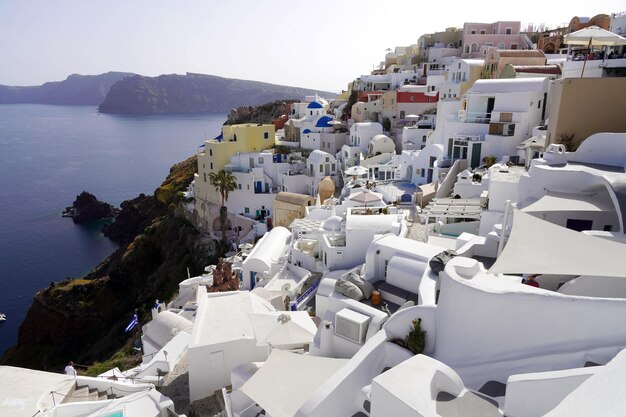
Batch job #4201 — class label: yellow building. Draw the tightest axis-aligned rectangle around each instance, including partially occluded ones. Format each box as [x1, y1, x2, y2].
[196, 123, 275, 210]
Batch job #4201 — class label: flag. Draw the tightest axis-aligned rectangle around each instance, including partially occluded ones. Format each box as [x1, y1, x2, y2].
[125, 314, 138, 332]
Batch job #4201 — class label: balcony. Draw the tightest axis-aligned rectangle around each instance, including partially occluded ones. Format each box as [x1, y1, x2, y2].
[450, 110, 491, 124]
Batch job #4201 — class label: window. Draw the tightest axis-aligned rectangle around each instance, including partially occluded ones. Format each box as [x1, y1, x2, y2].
[247, 184, 250, 190]
[245, 207, 249, 214]
[238, 184, 242, 190]
[203, 173, 207, 182]
[480, 29, 486, 34]
[471, 30, 476, 34]
[233, 134, 237, 141]
[258, 157, 263, 164]
[384, 260, 389, 277]
[506, 28, 512, 35]
[264, 132, 269, 139]
[209, 149, 213, 156]
[210, 162, 213, 170]
[538, 100, 541, 109]
[319, 164, 323, 172]
[422, 135, 427, 142]
[511, 43, 518, 50]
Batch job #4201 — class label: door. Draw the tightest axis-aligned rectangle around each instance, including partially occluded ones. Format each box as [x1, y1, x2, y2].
[447, 138, 454, 159]
[255, 181, 262, 193]
[427, 169, 433, 183]
[486, 97, 495, 118]
[249, 271, 257, 289]
[471, 143, 482, 168]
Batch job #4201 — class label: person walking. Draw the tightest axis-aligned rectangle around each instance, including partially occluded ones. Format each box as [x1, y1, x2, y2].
[64, 361, 77, 377]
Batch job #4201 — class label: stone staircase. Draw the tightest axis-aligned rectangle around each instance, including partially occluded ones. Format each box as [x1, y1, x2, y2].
[62, 383, 118, 404]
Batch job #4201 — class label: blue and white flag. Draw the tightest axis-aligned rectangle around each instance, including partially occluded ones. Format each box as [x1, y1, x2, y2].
[125, 314, 138, 332]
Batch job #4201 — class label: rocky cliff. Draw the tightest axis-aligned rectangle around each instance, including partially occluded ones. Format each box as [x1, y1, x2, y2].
[1, 155, 218, 371]
[98, 73, 336, 114]
[0, 72, 134, 105]
[224, 100, 294, 125]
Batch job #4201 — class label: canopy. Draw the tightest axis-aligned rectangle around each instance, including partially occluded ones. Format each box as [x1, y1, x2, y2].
[516, 134, 546, 150]
[248, 311, 317, 347]
[489, 210, 626, 278]
[345, 165, 368, 176]
[522, 192, 614, 214]
[240, 350, 348, 417]
[564, 26, 626, 47]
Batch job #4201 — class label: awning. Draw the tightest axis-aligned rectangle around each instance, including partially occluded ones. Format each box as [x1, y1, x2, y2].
[522, 191, 615, 213]
[489, 210, 626, 277]
[240, 350, 348, 417]
[422, 198, 483, 219]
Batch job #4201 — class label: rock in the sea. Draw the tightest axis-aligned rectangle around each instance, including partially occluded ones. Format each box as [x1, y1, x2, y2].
[64, 191, 119, 224]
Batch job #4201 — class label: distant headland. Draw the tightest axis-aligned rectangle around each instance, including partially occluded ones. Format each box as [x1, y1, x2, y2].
[0, 72, 337, 114]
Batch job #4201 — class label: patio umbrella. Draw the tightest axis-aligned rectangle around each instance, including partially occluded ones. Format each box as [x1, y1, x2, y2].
[349, 189, 384, 208]
[248, 312, 317, 348]
[563, 26, 626, 77]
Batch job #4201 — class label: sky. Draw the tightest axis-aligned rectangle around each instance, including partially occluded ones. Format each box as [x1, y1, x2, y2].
[0, 0, 624, 93]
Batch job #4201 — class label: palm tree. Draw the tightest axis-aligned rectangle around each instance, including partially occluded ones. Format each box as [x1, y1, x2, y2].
[209, 170, 237, 249]
[209, 169, 237, 208]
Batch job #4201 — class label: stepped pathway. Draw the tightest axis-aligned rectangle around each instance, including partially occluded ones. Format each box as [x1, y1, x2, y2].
[61, 383, 117, 403]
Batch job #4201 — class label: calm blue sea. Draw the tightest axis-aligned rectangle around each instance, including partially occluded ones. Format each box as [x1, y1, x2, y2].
[0, 104, 226, 355]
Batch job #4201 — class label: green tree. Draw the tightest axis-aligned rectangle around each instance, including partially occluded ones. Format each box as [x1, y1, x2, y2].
[209, 170, 237, 250]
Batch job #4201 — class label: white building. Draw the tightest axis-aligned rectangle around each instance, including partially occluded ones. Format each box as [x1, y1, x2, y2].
[188, 291, 275, 402]
[241, 226, 292, 290]
[445, 77, 550, 168]
[517, 132, 626, 234]
[305, 150, 338, 197]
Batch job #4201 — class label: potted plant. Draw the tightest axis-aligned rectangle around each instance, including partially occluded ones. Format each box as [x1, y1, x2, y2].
[389, 318, 426, 355]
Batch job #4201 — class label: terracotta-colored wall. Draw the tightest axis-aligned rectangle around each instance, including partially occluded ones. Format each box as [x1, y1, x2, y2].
[397, 91, 439, 103]
[547, 78, 626, 149]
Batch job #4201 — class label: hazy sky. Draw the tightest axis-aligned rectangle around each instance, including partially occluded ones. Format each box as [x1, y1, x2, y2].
[0, 0, 624, 92]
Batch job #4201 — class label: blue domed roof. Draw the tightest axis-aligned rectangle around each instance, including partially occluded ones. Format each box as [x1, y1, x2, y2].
[307, 101, 324, 109]
[315, 116, 333, 128]
[302, 128, 312, 134]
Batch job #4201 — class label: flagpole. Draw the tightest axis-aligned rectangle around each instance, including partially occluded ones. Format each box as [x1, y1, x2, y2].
[581, 38, 592, 78]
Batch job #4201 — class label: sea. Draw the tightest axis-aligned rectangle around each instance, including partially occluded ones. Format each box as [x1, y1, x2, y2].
[0, 104, 226, 356]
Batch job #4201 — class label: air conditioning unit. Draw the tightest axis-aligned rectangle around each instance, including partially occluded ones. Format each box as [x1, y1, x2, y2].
[335, 308, 370, 344]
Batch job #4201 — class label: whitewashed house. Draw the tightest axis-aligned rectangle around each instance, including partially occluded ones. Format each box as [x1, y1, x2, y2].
[444, 77, 550, 168]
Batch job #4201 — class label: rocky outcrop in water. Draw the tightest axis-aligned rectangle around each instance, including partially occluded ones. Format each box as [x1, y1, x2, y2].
[63, 191, 119, 223]
[98, 73, 336, 115]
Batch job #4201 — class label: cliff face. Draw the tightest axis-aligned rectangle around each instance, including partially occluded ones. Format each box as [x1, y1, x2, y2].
[224, 100, 294, 125]
[1, 155, 218, 371]
[0, 72, 134, 105]
[98, 73, 336, 114]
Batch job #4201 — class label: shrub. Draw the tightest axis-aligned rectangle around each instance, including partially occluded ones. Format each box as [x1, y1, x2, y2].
[405, 318, 426, 355]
